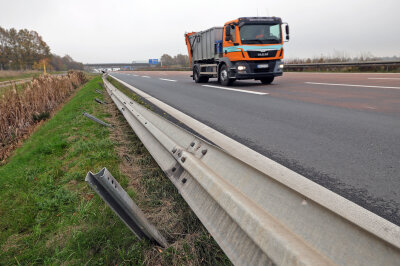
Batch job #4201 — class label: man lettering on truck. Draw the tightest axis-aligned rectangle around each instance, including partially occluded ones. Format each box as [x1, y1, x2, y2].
[185, 17, 289, 86]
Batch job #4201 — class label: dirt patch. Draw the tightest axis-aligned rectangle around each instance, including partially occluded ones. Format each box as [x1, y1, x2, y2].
[45, 225, 87, 249]
[1, 233, 28, 252]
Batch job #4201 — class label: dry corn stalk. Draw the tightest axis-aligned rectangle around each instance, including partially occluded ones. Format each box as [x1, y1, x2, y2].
[0, 71, 87, 161]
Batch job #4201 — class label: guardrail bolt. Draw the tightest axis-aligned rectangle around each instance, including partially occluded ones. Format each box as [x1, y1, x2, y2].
[181, 178, 187, 184]
[172, 147, 177, 153]
[172, 167, 176, 172]
[190, 142, 195, 147]
[178, 152, 182, 157]
[181, 157, 186, 163]
[201, 149, 207, 155]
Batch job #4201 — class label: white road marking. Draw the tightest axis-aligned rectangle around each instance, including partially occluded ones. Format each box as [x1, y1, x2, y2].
[290, 72, 400, 75]
[132, 74, 138, 76]
[305, 82, 400, 90]
[202, 85, 269, 95]
[159, 78, 177, 82]
[368, 78, 400, 80]
[366, 106, 377, 110]
[141, 76, 150, 78]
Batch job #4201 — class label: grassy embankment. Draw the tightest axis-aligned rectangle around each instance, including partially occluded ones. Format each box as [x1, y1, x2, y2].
[0, 76, 230, 265]
[0, 71, 68, 96]
[0, 70, 67, 82]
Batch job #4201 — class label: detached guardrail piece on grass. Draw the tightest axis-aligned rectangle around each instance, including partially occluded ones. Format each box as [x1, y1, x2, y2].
[82, 112, 112, 127]
[95, 89, 103, 94]
[85, 167, 168, 247]
[94, 98, 107, 104]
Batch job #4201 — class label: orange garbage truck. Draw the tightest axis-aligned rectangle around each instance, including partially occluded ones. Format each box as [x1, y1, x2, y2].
[185, 17, 289, 86]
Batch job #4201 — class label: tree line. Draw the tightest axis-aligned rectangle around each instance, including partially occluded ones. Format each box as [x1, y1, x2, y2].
[160, 54, 189, 66]
[0, 26, 83, 71]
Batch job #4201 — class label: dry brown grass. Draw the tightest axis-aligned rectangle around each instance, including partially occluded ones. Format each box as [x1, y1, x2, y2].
[0, 70, 39, 78]
[0, 71, 87, 162]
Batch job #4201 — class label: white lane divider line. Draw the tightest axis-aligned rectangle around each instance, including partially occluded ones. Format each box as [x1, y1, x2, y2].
[305, 82, 400, 90]
[132, 74, 138, 77]
[202, 85, 269, 95]
[368, 78, 400, 80]
[159, 78, 177, 82]
[141, 76, 150, 78]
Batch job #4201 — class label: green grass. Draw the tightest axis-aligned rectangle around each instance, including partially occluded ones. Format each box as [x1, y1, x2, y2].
[0, 75, 230, 265]
[0, 76, 148, 264]
[107, 76, 151, 109]
[0, 71, 66, 82]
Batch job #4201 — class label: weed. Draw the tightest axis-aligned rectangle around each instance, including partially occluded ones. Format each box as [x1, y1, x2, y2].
[0, 71, 88, 162]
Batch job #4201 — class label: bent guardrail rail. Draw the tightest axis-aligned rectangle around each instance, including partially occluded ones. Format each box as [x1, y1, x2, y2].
[104, 75, 400, 265]
[86, 168, 168, 247]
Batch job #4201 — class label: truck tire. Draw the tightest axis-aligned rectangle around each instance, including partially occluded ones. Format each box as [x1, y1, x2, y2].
[193, 67, 209, 83]
[219, 64, 235, 86]
[260, 76, 274, 84]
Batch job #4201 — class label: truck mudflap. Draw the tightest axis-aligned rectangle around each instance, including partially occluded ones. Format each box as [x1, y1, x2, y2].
[228, 60, 283, 80]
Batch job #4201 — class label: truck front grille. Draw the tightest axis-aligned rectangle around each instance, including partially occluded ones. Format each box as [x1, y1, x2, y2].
[247, 50, 278, 58]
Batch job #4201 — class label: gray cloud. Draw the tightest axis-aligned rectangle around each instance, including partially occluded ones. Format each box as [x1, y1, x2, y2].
[1, 0, 399, 63]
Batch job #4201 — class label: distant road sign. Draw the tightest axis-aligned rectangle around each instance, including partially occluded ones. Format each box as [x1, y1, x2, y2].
[148, 59, 159, 65]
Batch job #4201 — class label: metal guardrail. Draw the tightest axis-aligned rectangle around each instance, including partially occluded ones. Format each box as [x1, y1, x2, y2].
[284, 60, 400, 68]
[86, 168, 168, 247]
[82, 112, 112, 127]
[104, 75, 400, 265]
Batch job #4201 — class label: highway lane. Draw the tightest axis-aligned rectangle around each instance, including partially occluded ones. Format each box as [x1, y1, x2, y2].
[111, 71, 400, 225]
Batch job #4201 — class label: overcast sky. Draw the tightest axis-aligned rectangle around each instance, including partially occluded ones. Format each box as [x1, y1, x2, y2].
[1, 0, 399, 63]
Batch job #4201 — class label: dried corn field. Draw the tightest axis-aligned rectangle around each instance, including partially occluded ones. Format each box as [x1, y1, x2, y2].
[0, 71, 87, 162]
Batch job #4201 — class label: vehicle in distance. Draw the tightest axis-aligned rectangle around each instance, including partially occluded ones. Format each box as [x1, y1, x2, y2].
[185, 17, 289, 86]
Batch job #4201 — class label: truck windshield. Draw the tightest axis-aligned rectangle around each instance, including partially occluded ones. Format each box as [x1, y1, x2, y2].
[239, 24, 281, 44]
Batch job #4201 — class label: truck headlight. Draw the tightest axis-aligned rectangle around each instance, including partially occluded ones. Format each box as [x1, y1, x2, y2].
[279, 64, 284, 69]
[237, 65, 246, 71]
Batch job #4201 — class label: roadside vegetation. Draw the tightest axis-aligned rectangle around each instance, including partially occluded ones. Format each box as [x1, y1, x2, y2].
[0, 71, 87, 163]
[0, 70, 66, 82]
[0, 70, 40, 82]
[285, 52, 400, 72]
[0, 26, 83, 71]
[0, 75, 230, 265]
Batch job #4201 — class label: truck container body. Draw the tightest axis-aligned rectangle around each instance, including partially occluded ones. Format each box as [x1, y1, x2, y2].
[185, 17, 289, 86]
[189, 27, 224, 62]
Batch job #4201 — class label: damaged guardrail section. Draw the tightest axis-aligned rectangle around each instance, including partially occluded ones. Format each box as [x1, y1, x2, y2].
[85, 168, 168, 247]
[103, 75, 400, 265]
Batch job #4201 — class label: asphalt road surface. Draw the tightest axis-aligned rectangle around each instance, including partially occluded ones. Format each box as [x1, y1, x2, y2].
[111, 71, 400, 225]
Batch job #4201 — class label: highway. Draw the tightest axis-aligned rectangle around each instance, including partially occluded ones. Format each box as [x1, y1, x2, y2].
[111, 71, 400, 226]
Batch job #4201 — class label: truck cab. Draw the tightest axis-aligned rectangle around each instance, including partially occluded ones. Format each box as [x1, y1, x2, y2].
[185, 17, 289, 86]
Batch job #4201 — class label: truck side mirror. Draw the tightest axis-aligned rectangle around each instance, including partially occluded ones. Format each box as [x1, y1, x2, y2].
[283, 23, 290, 42]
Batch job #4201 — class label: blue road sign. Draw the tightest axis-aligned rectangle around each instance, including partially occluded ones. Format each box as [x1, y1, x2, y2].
[148, 59, 159, 65]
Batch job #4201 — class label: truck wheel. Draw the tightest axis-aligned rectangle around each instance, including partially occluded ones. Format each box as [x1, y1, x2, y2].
[260, 77, 274, 84]
[193, 67, 209, 83]
[193, 67, 201, 83]
[219, 64, 235, 86]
